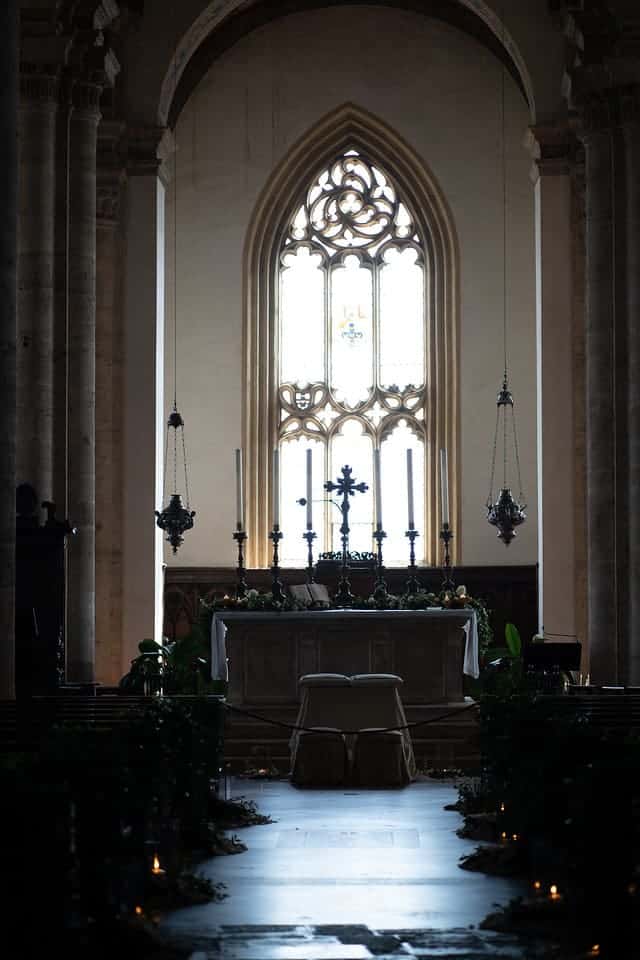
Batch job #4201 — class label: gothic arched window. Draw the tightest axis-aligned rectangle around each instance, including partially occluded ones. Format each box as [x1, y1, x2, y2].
[277, 150, 427, 566]
[244, 107, 458, 571]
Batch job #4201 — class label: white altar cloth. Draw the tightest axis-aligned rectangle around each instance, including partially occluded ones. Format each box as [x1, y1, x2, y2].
[211, 607, 480, 681]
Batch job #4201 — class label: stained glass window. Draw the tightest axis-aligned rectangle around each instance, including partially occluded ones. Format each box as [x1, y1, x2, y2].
[277, 149, 427, 565]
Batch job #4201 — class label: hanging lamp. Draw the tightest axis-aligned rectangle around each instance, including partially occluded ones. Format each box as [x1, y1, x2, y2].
[485, 9, 526, 546]
[155, 46, 195, 554]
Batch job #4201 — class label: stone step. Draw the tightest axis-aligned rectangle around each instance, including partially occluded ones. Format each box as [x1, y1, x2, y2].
[221, 700, 480, 773]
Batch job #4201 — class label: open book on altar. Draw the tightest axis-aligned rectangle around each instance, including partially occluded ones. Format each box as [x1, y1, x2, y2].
[289, 582, 331, 606]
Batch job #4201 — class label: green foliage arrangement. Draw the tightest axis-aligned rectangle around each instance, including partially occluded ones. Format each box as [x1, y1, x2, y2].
[202, 585, 492, 646]
[4, 693, 229, 944]
[119, 623, 225, 695]
[453, 679, 640, 955]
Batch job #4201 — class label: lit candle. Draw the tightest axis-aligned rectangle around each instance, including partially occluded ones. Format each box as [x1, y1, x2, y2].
[406, 448, 415, 529]
[272, 448, 280, 527]
[440, 447, 450, 526]
[151, 855, 165, 875]
[374, 447, 382, 529]
[235, 448, 244, 529]
[306, 448, 313, 528]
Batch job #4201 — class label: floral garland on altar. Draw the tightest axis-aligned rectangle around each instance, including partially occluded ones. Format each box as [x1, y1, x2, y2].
[200, 585, 493, 658]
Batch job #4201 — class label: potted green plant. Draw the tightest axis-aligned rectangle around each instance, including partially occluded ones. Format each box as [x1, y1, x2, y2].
[120, 625, 226, 695]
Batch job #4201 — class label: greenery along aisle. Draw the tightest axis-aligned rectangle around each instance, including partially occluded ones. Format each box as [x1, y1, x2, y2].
[4, 692, 273, 955]
[452, 673, 640, 957]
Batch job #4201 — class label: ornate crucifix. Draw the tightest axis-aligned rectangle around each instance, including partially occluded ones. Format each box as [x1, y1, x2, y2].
[324, 465, 369, 606]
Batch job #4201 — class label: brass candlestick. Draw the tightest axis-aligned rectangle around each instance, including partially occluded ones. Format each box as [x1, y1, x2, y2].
[440, 522, 455, 592]
[269, 525, 285, 602]
[404, 526, 421, 594]
[302, 526, 317, 583]
[232, 525, 248, 599]
[372, 524, 388, 602]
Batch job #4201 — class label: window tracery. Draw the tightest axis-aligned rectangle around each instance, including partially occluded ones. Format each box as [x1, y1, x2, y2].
[277, 150, 427, 566]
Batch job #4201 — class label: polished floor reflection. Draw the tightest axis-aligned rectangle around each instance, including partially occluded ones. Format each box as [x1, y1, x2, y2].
[158, 778, 532, 957]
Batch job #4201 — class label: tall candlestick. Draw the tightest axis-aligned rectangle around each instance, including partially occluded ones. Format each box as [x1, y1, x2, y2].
[306, 448, 312, 528]
[374, 447, 382, 528]
[272, 448, 280, 527]
[440, 447, 449, 526]
[406, 448, 415, 529]
[235, 448, 244, 528]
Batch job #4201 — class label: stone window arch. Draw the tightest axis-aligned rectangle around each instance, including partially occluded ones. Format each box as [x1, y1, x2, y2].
[243, 105, 459, 569]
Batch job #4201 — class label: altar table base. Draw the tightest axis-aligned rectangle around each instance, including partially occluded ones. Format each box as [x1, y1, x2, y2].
[213, 609, 480, 774]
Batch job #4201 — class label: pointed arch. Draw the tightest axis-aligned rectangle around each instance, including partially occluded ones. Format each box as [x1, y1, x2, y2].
[243, 104, 460, 568]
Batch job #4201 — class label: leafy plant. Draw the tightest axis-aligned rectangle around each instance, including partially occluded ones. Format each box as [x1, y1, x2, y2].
[505, 622, 522, 658]
[120, 625, 225, 695]
[203, 587, 490, 623]
[485, 621, 522, 663]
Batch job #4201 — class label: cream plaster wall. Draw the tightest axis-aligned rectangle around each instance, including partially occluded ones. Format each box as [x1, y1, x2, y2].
[164, 5, 537, 568]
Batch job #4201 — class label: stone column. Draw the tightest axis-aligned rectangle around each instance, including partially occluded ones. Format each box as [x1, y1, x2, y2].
[581, 99, 618, 682]
[621, 87, 640, 685]
[0, 0, 18, 699]
[65, 79, 102, 683]
[95, 129, 125, 683]
[120, 127, 170, 676]
[52, 79, 71, 517]
[526, 127, 579, 650]
[17, 66, 59, 501]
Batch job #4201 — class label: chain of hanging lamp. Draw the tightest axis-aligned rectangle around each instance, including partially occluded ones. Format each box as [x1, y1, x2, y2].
[155, 34, 195, 553]
[485, 7, 526, 546]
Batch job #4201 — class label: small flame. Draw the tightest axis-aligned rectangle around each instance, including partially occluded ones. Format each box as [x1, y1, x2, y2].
[533, 880, 541, 890]
[151, 854, 165, 874]
[135, 905, 143, 916]
[499, 802, 505, 812]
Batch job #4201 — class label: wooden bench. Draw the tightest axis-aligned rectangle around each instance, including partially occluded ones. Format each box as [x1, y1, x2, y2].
[534, 689, 640, 734]
[0, 693, 226, 753]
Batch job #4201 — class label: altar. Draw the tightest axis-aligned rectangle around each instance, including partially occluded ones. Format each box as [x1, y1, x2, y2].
[212, 608, 479, 707]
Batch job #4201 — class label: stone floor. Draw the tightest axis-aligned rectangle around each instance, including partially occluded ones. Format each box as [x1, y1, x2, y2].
[157, 778, 542, 959]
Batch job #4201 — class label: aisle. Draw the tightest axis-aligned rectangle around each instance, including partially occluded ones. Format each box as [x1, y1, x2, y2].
[157, 778, 531, 956]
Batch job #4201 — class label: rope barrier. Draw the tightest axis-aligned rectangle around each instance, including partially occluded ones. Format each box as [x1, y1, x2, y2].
[222, 699, 479, 736]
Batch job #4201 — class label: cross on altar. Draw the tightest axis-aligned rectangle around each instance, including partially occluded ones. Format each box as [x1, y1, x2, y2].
[324, 465, 369, 606]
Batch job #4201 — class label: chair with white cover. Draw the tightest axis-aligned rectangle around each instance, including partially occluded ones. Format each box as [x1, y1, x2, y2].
[349, 674, 416, 786]
[289, 674, 351, 786]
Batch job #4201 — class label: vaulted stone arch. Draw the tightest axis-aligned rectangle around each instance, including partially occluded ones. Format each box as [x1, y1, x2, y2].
[156, 0, 539, 130]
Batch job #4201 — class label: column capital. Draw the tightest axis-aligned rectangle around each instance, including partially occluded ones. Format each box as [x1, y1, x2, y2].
[570, 84, 640, 143]
[98, 119, 127, 227]
[93, 1, 121, 32]
[97, 180, 123, 226]
[71, 77, 103, 118]
[19, 34, 70, 105]
[19, 65, 59, 105]
[615, 84, 640, 130]
[576, 92, 616, 139]
[124, 125, 174, 180]
[66, 31, 121, 112]
[524, 124, 576, 182]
